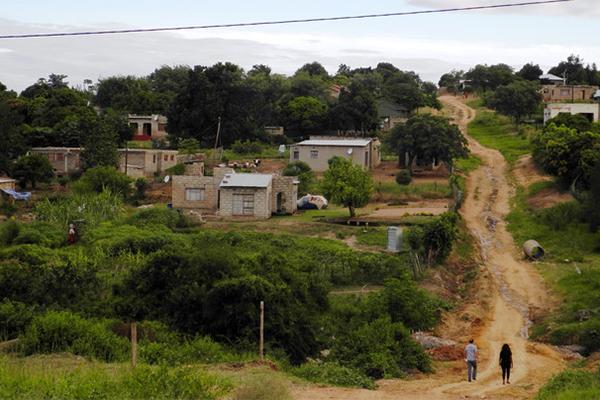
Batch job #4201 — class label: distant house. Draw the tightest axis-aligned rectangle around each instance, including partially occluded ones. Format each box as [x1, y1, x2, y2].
[29, 147, 82, 177]
[172, 167, 298, 219]
[30, 147, 178, 178]
[263, 126, 284, 136]
[129, 114, 168, 142]
[544, 103, 600, 124]
[541, 84, 599, 103]
[378, 100, 410, 131]
[289, 137, 381, 172]
[539, 73, 564, 85]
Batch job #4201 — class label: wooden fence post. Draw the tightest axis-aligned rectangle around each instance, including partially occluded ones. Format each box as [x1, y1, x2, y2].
[131, 321, 138, 368]
[259, 301, 264, 361]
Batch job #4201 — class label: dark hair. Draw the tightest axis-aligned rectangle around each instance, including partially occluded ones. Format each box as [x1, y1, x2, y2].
[501, 343, 511, 356]
[469, 339, 474, 343]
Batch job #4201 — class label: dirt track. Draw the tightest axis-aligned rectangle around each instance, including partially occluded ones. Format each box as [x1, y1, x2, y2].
[293, 96, 564, 400]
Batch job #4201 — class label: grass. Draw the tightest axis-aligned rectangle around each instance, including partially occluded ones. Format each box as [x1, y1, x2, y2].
[455, 155, 482, 174]
[355, 227, 388, 248]
[373, 181, 452, 202]
[0, 355, 232, 400]
[537, 368, 600, 400]
[468, 107, 531, 165]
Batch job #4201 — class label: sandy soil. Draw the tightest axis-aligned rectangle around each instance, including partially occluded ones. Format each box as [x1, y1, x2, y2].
[513, 155, 550, 188]
[292, 96, 565, 400]
[372, 160, 449, 184]
[527, 188, 574, 209]
[368, 200, 449, 218]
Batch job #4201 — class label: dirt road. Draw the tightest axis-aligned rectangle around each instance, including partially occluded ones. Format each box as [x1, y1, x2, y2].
[293, 96, 564, 400]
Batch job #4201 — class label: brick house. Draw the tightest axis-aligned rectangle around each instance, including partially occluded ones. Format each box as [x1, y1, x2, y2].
[129, 114, 168, 141]
[172, 168, 298, 219]
[541, 84, 599, 103]
[30, 147, 178, 178]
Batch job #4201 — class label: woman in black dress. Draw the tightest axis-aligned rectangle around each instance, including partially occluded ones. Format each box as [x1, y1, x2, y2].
[499, 343, 513, 384]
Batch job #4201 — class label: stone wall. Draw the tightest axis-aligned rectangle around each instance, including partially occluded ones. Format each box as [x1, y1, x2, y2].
[172, 175, 218, 211]
[271, 176, 298, 214]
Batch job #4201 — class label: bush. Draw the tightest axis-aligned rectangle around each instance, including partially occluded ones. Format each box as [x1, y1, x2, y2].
[395, 170, 412, 186]
[134, 178, 148, 199]
[330, 317, 430, 379]
[128, 208, 193, 230]
[408, 212, 459, 265]
[291, 361, 375, 389]
[539, 202, 582, 231]
[73, 166, 132, 197]
[283, 161, 314, 195]
[11, 154, 54, 189]
[0, 299, 35, 340]
[231, 140, 264, 155]
[166, 163, 186, 176]
[537, 369, 600, 400]
[0, 220, 20, 246]
[141, 335, 233, 365]
[19, 311, 129, 362]
[549, 319, 600, 354]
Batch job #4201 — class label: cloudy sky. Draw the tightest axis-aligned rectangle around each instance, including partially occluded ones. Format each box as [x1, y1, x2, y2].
[0, 0, 598, 91]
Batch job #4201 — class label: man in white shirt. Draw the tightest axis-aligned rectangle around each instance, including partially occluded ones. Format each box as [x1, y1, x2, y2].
[465, 339, 478, 382]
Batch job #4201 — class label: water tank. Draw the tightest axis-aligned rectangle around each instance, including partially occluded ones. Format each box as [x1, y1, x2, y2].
[387, 226, 403, 253]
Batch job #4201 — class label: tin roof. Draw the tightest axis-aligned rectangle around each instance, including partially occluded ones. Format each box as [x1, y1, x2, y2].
[220, 173, 272, 188]
[540, 73, 563, 81]
[295, 139, 372, 147]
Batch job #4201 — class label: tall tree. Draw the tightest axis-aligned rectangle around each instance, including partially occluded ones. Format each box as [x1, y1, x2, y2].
[80, 113, 119, 169]
[387, 114, 469, 174]
[12, 154, 54, 189]
[321, 156, 373, 217]
[517, 63, 543, 81]
[549, 55, 600, 85]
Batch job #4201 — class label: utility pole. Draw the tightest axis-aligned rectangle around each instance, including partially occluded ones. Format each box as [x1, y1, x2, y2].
[131, 321, 137, 368]
[213, 116, 222, 161]
[259, 301, 264, 361]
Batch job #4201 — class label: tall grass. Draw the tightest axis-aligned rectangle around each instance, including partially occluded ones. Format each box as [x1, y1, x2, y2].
[0, 356, 232, 400]
[35, 191, 124, 228]
[537, 369, 600, 400]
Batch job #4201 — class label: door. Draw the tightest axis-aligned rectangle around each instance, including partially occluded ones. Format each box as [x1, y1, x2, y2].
[276, 192, 283, 213]
[232, 194, 244, 215]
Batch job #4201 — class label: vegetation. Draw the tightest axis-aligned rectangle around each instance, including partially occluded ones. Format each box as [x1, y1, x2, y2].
[395, 170, 412, 186]
[73, 166, 132, 197]
[387, 114, 469, 174]
[282, 161, 315, 195]
[11, 154, 54, 189]
[322, 157, 374, 217]
[537, 368, 600, 400]
[486, 80, 542, 125]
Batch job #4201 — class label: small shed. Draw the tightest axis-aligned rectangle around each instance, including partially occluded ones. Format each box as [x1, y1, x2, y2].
[219, 173, 273, 219]
[387, 226, 403, 253]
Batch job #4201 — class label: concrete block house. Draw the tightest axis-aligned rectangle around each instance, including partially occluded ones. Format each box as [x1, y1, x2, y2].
[289, 137, 381, 172]
[129, 114, 169, 142]
[172, 167, 298, 219]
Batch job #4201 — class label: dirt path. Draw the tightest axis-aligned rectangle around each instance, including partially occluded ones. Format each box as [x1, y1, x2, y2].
[292, 96, 564, 400]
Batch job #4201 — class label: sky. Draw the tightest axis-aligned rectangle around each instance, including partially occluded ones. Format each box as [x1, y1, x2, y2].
[0, 0, 599, 91]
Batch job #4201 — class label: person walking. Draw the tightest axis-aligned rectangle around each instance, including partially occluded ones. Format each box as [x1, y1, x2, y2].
[499, 343, 513, 384]
[465, 339, 478, 382]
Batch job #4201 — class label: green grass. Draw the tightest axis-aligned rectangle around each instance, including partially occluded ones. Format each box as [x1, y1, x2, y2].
[355, 227, 387, 248]
[537, 368, 600, 400]
[374, 181, 452, 201]
[0, 355, 232, 400]
[468, 108, 531, 164]
[126, 141, 154, 149]
[455, 155, 482, 174]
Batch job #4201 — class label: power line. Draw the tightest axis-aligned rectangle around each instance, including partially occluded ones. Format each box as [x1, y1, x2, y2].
[0, 0, 574, 40]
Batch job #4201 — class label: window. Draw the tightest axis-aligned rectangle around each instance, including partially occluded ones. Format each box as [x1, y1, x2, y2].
[170, 155, 175, 161]
[560, 88, 570, 96]
[164, 155, 168, 161]
[293, 150, 299, 160]
[233, 193, 254, 215]
[152, 155, 156, 163]
[310, 150, 319, 159]
[185, 188, 204, 201]
[158, 123, 167, 132]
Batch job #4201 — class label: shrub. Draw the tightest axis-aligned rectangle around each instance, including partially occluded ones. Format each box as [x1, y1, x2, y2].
[0, 220, 20, 246]
[291, 361, 375, 389]
[283, 161, 314, 195]
[128, 208, 193, 230]
[11, 154, 54, 189]
[330, 317, 430, 379]
[549, 319, 600, 354]
[395, 170, 412, 186]
[537, 369, 600, 400]
[539, 202, 582, 231]
[12, 223, 64, 248]
[166, 163, 186, 176]
[134, 178, 148, 199]
[140, 335, 233, 365]
[19, 311, 129, 362]
[35, 191, 124, 228]
[231, 140, 264, 155]
[0, 299, 35, 340]
[73, 166, 132, 197]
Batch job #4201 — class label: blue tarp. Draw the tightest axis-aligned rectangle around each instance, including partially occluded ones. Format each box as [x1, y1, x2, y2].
[1, 189, 31, 201]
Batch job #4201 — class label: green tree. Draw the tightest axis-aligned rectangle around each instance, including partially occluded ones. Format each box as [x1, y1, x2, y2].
[438, 70, 464, 94]
[295, 62, 329, 78]
[387, 114, 469, 174]
[283, 96, 328, 133]
[0, 84, 27, 174]
[11, 154, 54, 189]
[517, 63, 543, 81]
[547, 113, 595, 133]
[283, 161, 314, 195]
[74, 166, 132, 196]
[487, 80, 541, 125]
[321, 157, 373, 217]
[465, 64, 515, 92]
[177, 138, 200, 155]
[80, 113, 119, 169]
[549, 55, 600, 86]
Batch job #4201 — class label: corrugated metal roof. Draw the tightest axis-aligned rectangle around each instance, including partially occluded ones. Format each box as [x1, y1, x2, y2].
[220, 173, 272, 188]
[540, 73, 563, 81]
[295, 139, 372, 147]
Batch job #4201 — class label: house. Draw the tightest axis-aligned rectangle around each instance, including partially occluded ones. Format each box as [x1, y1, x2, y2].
[171, 168, 298, 219]
[378, 100, 410, 131]
[129, 114, 168, 142]
[30, 147, 179, 178]
[541, 84, 599, 103]
[263, 126, 284, 136]
[544, 103, 600, 124]
[29, 147, 82, 176]
[0, 178, 16, 191]
[539, 73, 564, 85]
[289, 137, 381, 172]
[118, 149, 178, 178]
